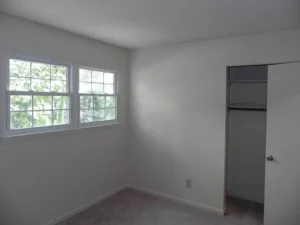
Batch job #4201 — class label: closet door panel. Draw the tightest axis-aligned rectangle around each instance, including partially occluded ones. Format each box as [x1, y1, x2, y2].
[264, 62, 300, 225]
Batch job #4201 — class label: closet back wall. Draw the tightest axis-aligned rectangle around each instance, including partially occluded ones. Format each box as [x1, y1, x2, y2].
[0, 13, 129, 225]
[227, 66, 267, 204]
[227, 111, 266, 203]
[129, 29, 300, 211]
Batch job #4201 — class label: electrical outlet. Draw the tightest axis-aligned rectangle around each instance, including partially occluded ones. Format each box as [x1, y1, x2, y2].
[186, 179, 192, 188]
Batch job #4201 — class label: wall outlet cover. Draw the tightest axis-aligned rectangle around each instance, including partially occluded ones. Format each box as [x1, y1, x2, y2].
[186, 179, 192, 188]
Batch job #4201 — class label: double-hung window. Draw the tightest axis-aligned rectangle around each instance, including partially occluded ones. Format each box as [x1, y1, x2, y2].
[7, 58, 71, 135]
[79, 68, 117, 125]
[2, 55, 118, 137]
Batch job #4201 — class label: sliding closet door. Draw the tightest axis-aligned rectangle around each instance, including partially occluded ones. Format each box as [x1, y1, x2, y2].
[264, 62, 300, 225]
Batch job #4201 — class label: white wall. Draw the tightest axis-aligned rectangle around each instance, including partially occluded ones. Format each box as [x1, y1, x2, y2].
[0, 13, 129, 225]
[129, 29, 300, 211]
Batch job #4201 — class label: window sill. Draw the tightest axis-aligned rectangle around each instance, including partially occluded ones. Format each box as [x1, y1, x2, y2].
[0, 120, 121, 145]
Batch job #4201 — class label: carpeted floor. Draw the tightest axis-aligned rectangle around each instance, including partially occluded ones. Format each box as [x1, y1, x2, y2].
[57, 189, 261, 225]
[226, 195, 263, 225]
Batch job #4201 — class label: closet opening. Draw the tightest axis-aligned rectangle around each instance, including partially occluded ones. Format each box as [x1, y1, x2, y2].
[225, 65, 267, 225]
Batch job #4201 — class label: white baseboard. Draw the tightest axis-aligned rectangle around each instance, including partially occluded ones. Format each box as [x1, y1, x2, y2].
[127, 185, 224, 215]
[43, 186, 127, 225]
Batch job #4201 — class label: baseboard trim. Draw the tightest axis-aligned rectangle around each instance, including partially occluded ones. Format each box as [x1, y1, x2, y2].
[43, 186, 127, 225]
[127, 185, 224, 215]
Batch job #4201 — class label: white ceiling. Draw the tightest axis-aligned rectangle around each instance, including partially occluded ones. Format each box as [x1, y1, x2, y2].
[1, 0, 299, 49]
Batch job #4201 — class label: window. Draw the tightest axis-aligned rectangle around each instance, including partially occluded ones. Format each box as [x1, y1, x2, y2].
[7, 58, 71, 135]
[2, 55, 118, 137]
[79, 68, 117, 124]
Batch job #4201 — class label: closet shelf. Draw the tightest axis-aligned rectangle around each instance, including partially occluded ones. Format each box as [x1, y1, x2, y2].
[228, 103, 267, 111]
[229, 80, 267, 84]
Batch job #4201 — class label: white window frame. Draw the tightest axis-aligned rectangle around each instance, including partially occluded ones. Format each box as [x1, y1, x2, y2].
[78, 66, 118, 129]
[0, 53, 119, 138]
[3, 54, 73, 137]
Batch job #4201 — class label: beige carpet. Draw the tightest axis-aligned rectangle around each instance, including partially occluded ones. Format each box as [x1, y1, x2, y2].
[58, 189, 260, 225]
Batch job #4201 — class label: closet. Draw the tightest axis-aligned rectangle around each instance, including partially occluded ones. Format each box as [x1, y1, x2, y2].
[225, 62, 300, 225]
[226, 65, 267, 224]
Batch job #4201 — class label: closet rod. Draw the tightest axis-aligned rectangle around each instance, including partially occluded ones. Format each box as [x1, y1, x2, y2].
[228, 80, 267, 84]
[228, 107, 266, 112]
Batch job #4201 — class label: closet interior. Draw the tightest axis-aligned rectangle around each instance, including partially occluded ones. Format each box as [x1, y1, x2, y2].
[226, 65, 267, 224]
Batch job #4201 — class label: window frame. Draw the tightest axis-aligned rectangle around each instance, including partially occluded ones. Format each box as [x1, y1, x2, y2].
[78, 65, 118, 129]
[0, 53, 119, 138]
[4, 55, 73, 136]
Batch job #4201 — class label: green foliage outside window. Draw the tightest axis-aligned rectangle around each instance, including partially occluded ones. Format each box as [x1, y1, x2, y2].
[79, 95, 116, 123]
[9, 59, 69, 129]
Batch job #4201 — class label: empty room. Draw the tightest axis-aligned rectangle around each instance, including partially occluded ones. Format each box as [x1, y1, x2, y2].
[0, 0, 300, 225]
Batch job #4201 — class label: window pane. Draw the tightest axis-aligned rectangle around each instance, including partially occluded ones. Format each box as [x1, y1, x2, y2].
[79, 82, 91, 93]
[105, 96, 116, 107]
[10, 59, 30, 77]
[104, 84, 114, 94]
[80, 96, 93, 109]
[92, 83, 104, 94]
[105, 108, 116, 120]
[53, 96, 69, 109]
[51, 80, 67, 92]
[94, 96, 105, 109]
[104, 73, 114, 84]
[10, 77, 30, 91]
[33, 110, 52, 127]
[79, 69, 91, 82]
[11, 111, 32, 129]
[92, 71, 103, 83]
[94, 109, 105, 121]
[31, 79, 50, 92]
[53, 110, 69, 125]
[31, 62, 50, 79]
[80, 110, 93, 123]
[10, 95, 32, 111]
[33, 96, 52, 110]
[51, 65, 67, 80]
